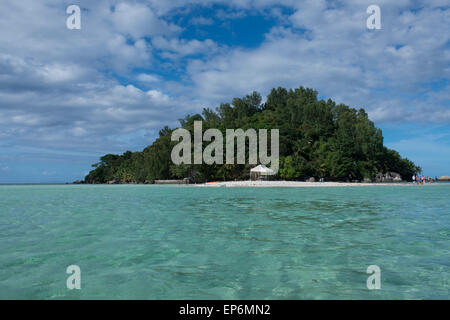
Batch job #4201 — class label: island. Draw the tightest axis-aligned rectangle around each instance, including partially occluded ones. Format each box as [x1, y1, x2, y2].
[83, 86, 421, 184]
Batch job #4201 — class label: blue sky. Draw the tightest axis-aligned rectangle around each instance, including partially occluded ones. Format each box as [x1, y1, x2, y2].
[0, 0, 449, 183]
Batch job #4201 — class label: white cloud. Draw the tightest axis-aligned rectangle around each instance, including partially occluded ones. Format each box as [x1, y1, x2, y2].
[145, 0, 298, 15]
[0, 54, 190, 151]
[137, 74, 161, 83]
[0, 0, 448, 182]
[183, 2, 450, 123]
[152, 36, 220, 58]
[111, 2, 181, 39]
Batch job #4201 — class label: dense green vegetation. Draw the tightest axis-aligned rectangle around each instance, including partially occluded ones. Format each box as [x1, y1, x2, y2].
[84, 86, 420, 183]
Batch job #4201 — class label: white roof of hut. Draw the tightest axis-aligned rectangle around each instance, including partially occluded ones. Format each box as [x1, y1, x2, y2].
[250, 164, 275, 175]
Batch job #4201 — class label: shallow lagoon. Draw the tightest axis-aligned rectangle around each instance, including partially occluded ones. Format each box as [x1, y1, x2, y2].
[0, 184, 448, 299]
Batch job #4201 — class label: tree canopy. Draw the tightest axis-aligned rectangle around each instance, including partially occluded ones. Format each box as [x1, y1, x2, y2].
[84, 86, 420, 183]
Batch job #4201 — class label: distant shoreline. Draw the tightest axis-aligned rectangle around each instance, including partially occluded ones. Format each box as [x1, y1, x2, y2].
[196, 180, 444, 188]
[1, 181, 448, 187]
[0, 183, 68, 186]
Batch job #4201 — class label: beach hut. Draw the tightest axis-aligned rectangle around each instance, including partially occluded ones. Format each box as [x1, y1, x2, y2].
[250, 164, 275, 181]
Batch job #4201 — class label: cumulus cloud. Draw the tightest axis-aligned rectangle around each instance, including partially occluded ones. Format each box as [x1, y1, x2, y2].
[0, 0, 187, 154]
[0, 52, 190, 153]
[184, 1, 450, 123]
[111, 2, 181, 39]
[152, 36, 220, 58]
[0, 1, 155, 69]
[0, 0, 448, 181]
[145, 0, 298, 15]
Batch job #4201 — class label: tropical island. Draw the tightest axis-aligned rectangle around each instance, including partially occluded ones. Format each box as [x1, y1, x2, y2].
[83, 86, 421, 184]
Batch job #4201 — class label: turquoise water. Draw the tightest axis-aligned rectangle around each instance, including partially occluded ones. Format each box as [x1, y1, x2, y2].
[0, 184, 449, 299]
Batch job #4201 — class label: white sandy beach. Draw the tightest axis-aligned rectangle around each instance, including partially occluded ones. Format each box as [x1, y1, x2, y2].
[196, 180, 422, 187]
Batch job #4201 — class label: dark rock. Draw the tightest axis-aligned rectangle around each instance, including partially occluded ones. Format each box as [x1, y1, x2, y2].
[375, 172, 402, 182]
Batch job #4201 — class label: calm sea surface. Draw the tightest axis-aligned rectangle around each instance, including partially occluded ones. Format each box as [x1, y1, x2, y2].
[0, 184, 449, 299]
